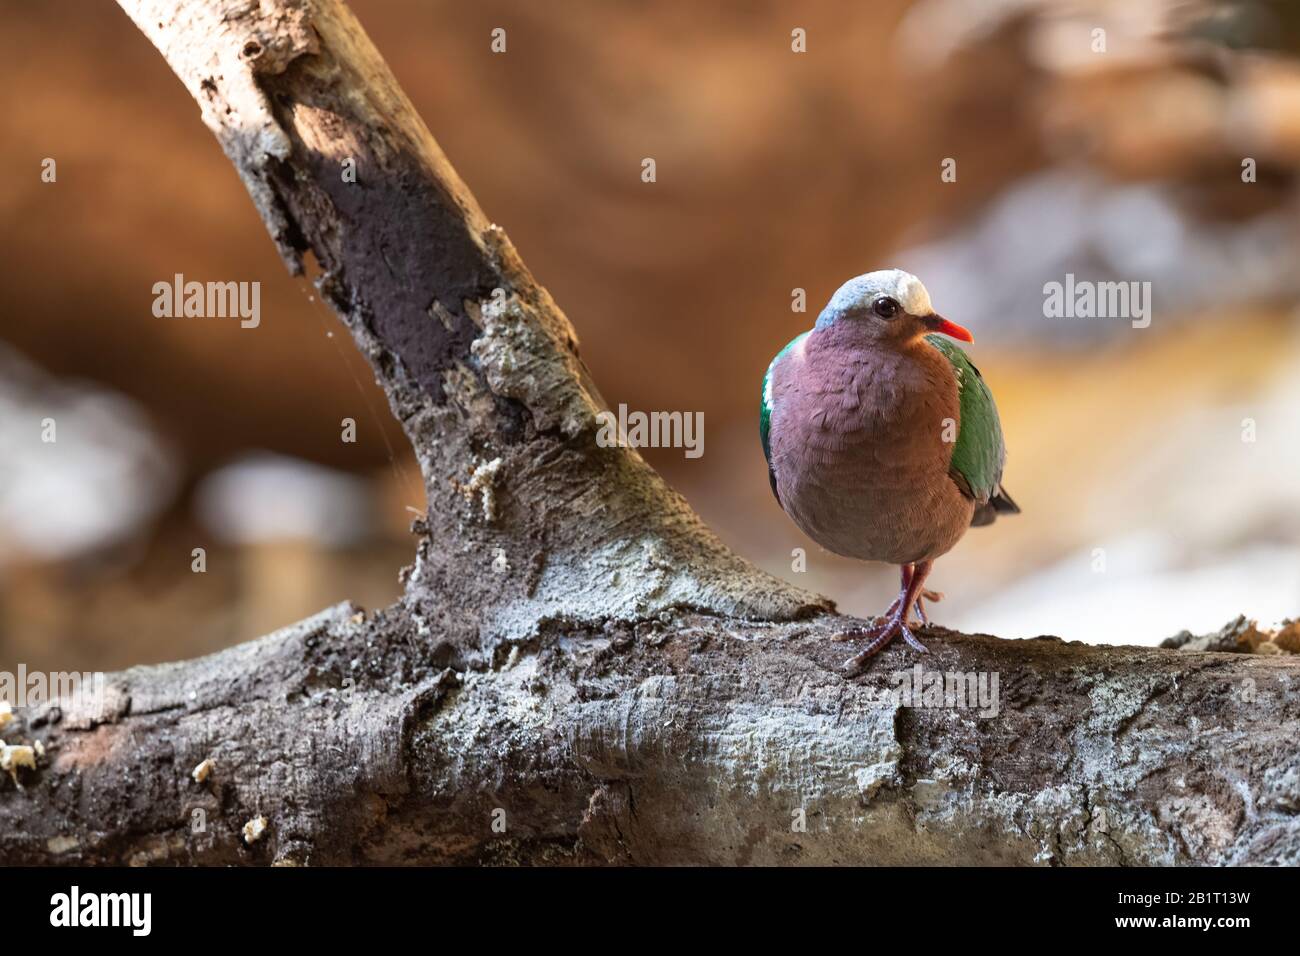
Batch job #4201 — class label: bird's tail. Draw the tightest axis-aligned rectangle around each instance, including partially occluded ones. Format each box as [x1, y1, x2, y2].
[991, 486, 1020, 515]
[971, 485, 1020, 527]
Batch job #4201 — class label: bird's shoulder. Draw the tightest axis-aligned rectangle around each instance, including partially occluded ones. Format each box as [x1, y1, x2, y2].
[922, 334, 1008, 506]
[759, 330, 806, 416]
[760, 330, 814, 504]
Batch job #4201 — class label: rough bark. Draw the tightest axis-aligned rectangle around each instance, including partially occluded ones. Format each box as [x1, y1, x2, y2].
[1, 0, 1297, 866]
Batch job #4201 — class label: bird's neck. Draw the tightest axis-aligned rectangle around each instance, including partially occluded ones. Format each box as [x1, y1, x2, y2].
[811, 321, 924, 358]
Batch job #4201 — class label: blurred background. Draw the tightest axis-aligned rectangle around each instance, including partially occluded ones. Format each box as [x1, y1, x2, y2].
[3, 0, 1300, 672]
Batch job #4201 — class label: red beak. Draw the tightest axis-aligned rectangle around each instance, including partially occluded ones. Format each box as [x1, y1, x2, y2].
[924, 313, 974, 344]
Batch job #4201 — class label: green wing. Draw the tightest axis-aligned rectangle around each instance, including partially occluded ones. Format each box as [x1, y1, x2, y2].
[924, 334, 1007, 506]
[760, 332, 808, 503]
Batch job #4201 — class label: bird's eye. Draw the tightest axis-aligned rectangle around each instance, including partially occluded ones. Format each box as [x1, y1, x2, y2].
[872, 296, 901, 319]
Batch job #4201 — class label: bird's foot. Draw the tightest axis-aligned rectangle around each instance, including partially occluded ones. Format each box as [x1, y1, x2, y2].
[913, 588, 943, 626]
[841, 587, 941, 629]
[839, 610, 929, 675]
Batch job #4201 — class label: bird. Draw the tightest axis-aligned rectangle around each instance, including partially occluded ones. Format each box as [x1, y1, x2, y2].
[760, 269, 1018, 672]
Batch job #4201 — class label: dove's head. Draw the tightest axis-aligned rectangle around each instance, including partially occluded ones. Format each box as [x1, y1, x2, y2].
[814, 269, 973, 345]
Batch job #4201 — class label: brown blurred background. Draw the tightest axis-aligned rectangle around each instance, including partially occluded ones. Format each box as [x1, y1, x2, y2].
[3, 0, 1300, 673]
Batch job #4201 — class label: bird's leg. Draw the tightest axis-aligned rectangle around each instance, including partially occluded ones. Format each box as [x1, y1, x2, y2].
[842, 561, 934, 674]
[834, 564, 912, 642]
[880, 563, 913, 621]
[914, 586, 944, 625]
[865, 564, 942, 626]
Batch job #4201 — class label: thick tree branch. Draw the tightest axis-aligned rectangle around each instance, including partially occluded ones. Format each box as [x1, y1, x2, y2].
[0, 0, 1297, 866]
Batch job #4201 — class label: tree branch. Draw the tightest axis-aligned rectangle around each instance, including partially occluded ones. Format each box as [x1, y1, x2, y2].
[1, 0, 1297, 866]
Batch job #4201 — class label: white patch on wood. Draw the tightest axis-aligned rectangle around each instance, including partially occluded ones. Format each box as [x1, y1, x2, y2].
[1, 743, 36, 785]
[46, 835, 79, 854]
[464, 457, 503, 521]
[242, 816, 269, 845]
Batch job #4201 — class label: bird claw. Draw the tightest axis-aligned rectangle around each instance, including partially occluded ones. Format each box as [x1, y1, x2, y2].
[833, 620, 892, 642]
[900, 626, 930, 653]
[838, 563, 938, 671]
[913, 588, 944, 626]
[831, 603, 900, 641]
[840, 613, 929, 674]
